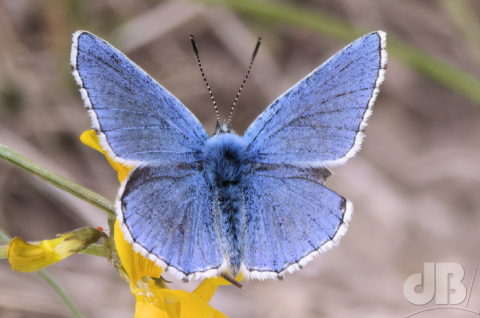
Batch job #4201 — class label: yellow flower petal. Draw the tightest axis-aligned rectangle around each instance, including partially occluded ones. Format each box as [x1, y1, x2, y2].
[150, 287, 227, 318]
[7, 237, 63, 272]
[115, 222, 229, 317]
[80, 129, 132, 182]
[8, 228, 101, 272]
[135, 294, 170, 318]
[114, 221, 162, 288]
[193, 274, 243, 303]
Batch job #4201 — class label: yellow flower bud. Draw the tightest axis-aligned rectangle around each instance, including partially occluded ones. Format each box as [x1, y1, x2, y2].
[7, 227, 101, 272]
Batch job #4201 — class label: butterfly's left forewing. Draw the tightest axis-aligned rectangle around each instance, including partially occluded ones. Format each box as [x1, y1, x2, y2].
[72, 31, 208, 165]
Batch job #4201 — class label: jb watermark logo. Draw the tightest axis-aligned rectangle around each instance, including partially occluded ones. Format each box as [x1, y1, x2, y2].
[403, 263, 479, 317]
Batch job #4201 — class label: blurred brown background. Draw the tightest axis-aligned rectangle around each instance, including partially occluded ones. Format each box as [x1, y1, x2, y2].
[1, 0, 480, 317]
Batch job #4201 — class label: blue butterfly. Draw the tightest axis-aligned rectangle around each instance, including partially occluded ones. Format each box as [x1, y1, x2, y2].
[71, 31, 387, 281]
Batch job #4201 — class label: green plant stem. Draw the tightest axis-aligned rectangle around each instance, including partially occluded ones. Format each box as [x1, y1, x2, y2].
[389, 40, 480, 104]
[80, 243, 109, 257]
[442, 0, 480, 62]
[0, 229, 9, 243]
[198, 0, 480, 105]
[0, 144, 115, 217]
[0, 229, 85, 318]
[201, 0, 360, 40]
[36, 271, 86, 318]
[0, 230, 7, 258]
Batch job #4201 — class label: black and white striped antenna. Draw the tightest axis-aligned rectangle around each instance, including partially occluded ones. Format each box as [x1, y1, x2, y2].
[226, 37, 262, 128]
[190, 34, 221, 129]
[190, 35, 262, 132]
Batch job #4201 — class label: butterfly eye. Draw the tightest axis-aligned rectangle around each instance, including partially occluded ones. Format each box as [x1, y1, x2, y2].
[216, 122, 230, 134]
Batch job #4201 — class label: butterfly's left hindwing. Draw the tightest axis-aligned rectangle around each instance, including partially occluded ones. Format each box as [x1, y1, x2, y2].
[119, 164, 225, 279]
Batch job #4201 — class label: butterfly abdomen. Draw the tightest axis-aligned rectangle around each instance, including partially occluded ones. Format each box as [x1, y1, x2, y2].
[203, 133, 249, 274]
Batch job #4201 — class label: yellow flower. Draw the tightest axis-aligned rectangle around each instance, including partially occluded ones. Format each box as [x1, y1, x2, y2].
[81, 129, 233, 318]
[80, 130, 131, 182]
[115, 222, 228, 318]
[7, 227, 101, 272]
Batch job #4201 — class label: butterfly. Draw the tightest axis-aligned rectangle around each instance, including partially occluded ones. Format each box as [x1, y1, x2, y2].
[71, 30, 387, 281]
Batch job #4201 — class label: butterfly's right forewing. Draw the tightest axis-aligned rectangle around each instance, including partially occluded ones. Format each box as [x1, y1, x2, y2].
[244, 31, 386, 167]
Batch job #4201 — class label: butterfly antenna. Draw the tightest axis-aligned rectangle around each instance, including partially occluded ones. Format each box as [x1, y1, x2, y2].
[190, 34, 221, 128]
[226, 37, 262, 127]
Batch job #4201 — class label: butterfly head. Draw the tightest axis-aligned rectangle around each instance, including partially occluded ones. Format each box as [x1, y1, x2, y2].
[215, 122, 232, 134]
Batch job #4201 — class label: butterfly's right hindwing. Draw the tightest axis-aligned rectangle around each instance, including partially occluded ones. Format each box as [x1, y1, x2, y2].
[241, 165, 351, 279]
